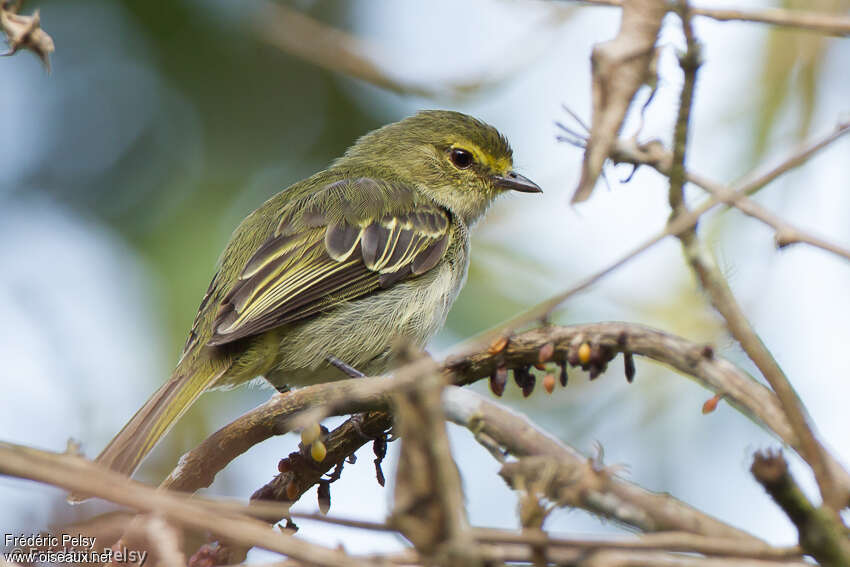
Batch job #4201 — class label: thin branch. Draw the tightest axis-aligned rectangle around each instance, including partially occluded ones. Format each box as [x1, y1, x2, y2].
[254, 2, 569, 100]
[209, 411, 394, 564]
[692, 5, 850, 37]
[682, 241, 846, 512]
[577, 550, 810, 567]
[475, 116, 850, 364]
[471, 529, 802, 560]
[0, 442, 373, 567]
[274, 514, 804, 562]
[751, 451, 850, 565]
[575, 0, 850, 37]
[443, 386, 761, 541]
[250, 547, 810, 567]
[608, 122, 850, 263]
[665, 5, 843, 512]
[666, 0, 700, 218]
[163, 324, 767, 495]
[390, 355, 477, 561]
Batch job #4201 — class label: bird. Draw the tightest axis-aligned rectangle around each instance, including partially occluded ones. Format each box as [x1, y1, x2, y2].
[91, 109, 542, 482]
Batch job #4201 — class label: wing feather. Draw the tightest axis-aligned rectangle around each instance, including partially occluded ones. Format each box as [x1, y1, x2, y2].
[207, 178, 452, 346]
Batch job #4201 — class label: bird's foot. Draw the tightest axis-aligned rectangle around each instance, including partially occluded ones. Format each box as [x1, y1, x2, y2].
[326, 355, 366, 378]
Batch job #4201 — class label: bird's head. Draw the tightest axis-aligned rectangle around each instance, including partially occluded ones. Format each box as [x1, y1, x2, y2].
[335, 110, 541, 224]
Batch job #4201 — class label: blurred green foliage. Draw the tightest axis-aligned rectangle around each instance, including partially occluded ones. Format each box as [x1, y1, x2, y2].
[30, 1, 387, 359]
[753, 0, 849, 159]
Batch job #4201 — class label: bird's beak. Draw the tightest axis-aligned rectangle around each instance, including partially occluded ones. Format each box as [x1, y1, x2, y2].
[493, 171, 542, 193]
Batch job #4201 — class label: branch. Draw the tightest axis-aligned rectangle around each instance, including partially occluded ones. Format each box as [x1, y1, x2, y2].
[444, 385, 760, 540]
[576, 551, 810, 566]
[390, 355, 478, 563]
[577, 0, 850, 37]
[664, 6, 844, 512]
[205, 411, 393, 565]
[608, 121, 850, 263]
[159, 323, 850, 541]
[471, 529, 801, 560]
[184, 324, 850, 496]
[681, 234, 842, 509]
[666, 0, 700, 219]
[692, 5, 850, 37]
[486, 114, 850, 374]
[253, 3, 566, 100]
[0, 442, 373, 567]
[752, 451, 850, 565]
[163, 323, 785, 495]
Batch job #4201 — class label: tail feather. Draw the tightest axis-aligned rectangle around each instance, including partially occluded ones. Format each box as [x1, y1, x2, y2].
[69, 362, 226, 502]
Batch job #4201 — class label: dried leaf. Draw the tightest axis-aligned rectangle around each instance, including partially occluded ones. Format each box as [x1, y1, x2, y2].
[0, 4, 54, 71]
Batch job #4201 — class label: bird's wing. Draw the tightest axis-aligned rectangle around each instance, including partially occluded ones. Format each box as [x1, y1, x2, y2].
[207, 178, 451, 346]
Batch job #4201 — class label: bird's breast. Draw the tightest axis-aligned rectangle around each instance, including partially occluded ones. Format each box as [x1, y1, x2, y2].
[270, 225, 470, 386]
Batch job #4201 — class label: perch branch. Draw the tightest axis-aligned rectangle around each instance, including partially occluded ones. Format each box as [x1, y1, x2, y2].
[164, 323, 799, 496]
[161, 323, 850, 538]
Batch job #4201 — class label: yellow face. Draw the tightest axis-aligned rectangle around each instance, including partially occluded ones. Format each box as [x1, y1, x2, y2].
[336, 110, 540, 224]
[447, 140, 514, 178]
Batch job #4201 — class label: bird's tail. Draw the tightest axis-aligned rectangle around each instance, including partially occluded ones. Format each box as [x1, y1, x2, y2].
[69, 359, 226, 502]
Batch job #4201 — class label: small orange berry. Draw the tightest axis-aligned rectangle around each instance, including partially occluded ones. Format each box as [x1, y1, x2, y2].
[311, 440, 328, 462]
[702, 394, 721, 414]
[543, 373, 556, 394]
[488, 335, 509, 354]
[538, 343, 555, 363]
[578, 342, 592, 365]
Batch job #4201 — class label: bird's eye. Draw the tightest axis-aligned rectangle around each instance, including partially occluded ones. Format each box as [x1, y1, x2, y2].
[449, 148, 474, 169]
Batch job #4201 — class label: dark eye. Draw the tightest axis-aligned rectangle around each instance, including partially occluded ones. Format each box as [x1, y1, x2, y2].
[449, 148, 474, 169]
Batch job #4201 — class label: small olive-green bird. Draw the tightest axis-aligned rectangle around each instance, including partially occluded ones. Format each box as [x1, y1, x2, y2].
[93, 110, 541, 479]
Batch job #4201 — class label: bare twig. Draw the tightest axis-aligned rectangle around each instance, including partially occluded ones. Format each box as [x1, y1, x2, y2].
[691, 6, 850, 37]
[447, 324, 792, 445]
[254, 3, 568, 100]
[390, 354, 478, 563]
[0, 442, 373, 567]
[257, 513, 803, 562]
[471, 529, 802, 560]
[664, 5, 844, 512]
[575, 0, 850, 37]
[577, 550, 810, 566]
[209, 411, 393, 564]
[685, 236, 843, 509]
[477, 116, 850, 363]
[607, 123, 850, 263]
[443, 386, 760, 541]
[667, 0, 700, 219]
[751, 451, 850, 565]
[255, 3, 431, 97]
